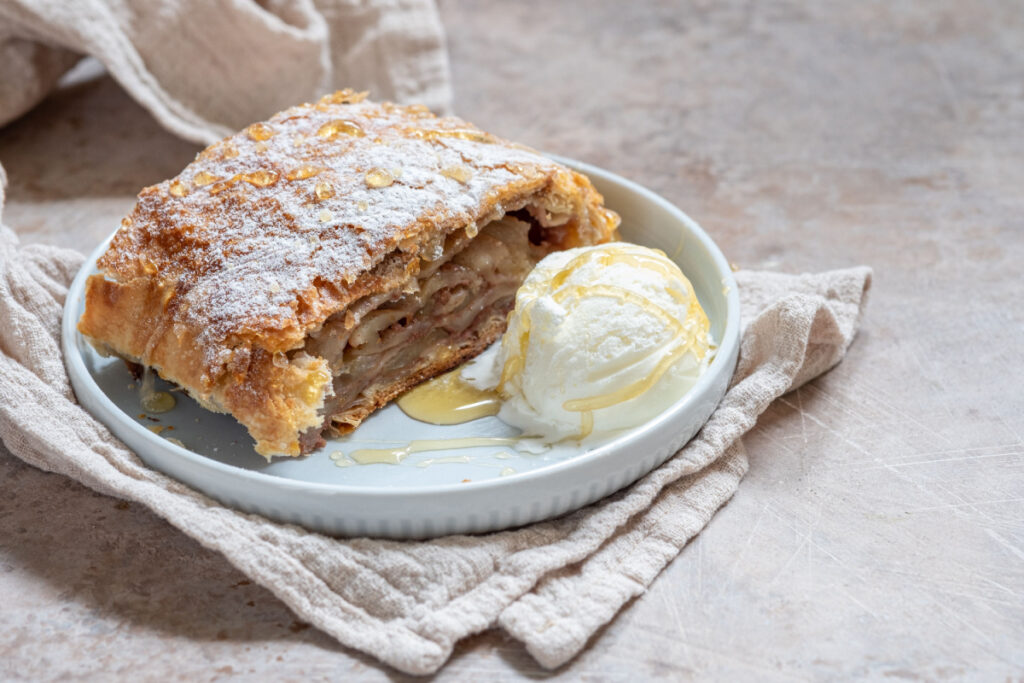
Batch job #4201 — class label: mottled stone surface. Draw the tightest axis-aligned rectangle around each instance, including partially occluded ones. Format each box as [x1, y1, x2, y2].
[1, 1, 1022, 679]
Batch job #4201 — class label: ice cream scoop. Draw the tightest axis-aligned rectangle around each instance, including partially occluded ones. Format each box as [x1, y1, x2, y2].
[463, 242, 711, 442]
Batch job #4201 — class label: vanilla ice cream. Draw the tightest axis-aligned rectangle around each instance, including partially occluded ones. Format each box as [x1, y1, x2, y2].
[462, 242, 711, 442]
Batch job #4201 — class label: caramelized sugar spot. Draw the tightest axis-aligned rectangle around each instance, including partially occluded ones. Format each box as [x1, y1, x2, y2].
[441, 165, 472, 184]
[319, 89, 369, 106]
[314, 180, 334, 200]
[364, 168, 394, 188]
[287, 165, 323, 181]
[317, 119, 366, 140]
[209, 176, 240, 195]
[193, 170, 221, 187]
[246, 122, 276, 141]
[408, 128, 497, 144]
[242, 170, 280, 188]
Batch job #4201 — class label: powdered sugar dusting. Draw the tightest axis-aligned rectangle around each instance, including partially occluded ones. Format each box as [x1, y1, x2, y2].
[98, 93, 564, 373]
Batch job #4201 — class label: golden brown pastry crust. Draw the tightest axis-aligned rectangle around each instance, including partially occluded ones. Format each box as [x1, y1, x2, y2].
[78, 90, 618, 457]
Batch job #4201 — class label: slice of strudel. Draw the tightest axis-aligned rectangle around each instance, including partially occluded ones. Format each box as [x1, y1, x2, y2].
[78, 90, 619, 458]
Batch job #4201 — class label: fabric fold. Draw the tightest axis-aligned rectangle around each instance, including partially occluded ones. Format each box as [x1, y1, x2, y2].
[0, 0, 452, 145]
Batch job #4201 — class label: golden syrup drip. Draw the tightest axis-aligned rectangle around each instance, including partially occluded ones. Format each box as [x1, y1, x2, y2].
[246, 122, 276, 141]
[608, 249, 683, 282]
[339, 447, 522, 474]
[168, 180, 187, 197]
[520, 244, 706, 339]
[554, 284, 706, 412]
[397, 369, 501, 425]
[192, 170, 221, 187]
[241, 170, 280, 188]
[147, 424, 167, 435]
[553, 283, 678, 328]
[222, 142, 240, 159]
[317, 119, 365, 140]
[563, 340, 693, 413]
[141, 390, 176, 414]
[140, 367, 176, 414]
[441, 165, 472, 184]
[314, 180, 334, 200]
[286, 165, 324, 181]
[465, 222, 479, 238]
[579, 410, 594, 439]
[553, 281, 707, 369]
[364, 168, 394, 188]
[165, 437, 186, 449]
[318, 209, 333, 223]
[601, 250, 709, 338]
[348, 437, 519, 465]
[497, 297, 536, 392]
[416, 455, 472, 468]
[328, 451, 355, 468]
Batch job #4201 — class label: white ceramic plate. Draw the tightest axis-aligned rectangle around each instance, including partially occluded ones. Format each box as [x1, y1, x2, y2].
[62, 158, 740, 539]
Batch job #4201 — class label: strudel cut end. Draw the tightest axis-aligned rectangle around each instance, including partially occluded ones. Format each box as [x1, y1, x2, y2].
[78, 90, 619, 458]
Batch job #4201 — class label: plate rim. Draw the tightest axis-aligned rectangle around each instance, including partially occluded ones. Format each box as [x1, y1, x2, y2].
[61, 156, 741, 500]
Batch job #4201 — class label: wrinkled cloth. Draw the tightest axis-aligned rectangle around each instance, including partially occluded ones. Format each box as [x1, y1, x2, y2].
[0, 0, 452, 145]
[0, 160, 871, 672]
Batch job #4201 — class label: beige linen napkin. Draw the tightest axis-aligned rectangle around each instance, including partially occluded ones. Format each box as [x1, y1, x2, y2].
[0, 154, 871, 671]
[0, 0, 451, 145]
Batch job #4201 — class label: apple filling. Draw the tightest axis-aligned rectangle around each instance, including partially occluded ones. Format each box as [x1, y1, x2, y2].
[296, 213, 555, 452]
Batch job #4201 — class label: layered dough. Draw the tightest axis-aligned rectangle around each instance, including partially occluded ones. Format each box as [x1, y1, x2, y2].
[78, 91, 618, 458]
